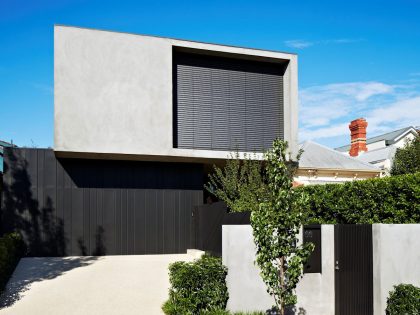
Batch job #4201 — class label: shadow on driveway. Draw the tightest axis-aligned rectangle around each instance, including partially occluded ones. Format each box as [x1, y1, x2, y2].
[0, 256, 100, 309]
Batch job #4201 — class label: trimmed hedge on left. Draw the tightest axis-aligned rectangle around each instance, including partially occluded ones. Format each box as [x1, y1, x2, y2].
[0, 232, 26, 293]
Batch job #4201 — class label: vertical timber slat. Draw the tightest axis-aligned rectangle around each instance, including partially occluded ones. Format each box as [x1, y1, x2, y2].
[1, 148, 203, 256]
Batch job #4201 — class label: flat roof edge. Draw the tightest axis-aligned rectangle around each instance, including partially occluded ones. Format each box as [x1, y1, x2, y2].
[54, 24, 297, 56]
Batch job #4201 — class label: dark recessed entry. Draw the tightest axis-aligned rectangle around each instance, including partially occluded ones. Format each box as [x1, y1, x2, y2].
[303, 225, 322, 273]
[173, 49, 287, 152]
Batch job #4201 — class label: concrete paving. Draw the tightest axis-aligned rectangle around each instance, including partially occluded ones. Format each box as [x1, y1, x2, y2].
[0, 252, 202, 315]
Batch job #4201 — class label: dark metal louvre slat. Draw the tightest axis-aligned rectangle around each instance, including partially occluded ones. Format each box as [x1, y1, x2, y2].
[193, 67, 212, 149]
[177, 64, 194, 148]
[211, 68, 230, 150]
[245, 72, 264, 152]
[228, 69, 246, 151]
[263, 75, 283, 148]
[175, 52, 284, 152]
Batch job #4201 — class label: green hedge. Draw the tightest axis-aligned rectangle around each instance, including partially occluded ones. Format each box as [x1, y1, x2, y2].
[301, 172, 420, 224]
[386, 284, 420, 315]
[162, 254, 229, 315]
[0, 232, 26, 293]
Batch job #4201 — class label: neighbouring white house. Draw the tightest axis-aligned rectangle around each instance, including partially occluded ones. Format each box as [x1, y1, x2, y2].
[335, 118, 418, 174]
[295, 141, 381, 185]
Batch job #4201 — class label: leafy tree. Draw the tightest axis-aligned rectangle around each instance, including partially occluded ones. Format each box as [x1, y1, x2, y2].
[251, 139, 313, 314]
[391, 133, 420, 176]
[206, 140, 312, 314]
[205, 152, 267, 213]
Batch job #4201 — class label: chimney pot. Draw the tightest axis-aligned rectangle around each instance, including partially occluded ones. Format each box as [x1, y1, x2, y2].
[349, 118, 368, 157]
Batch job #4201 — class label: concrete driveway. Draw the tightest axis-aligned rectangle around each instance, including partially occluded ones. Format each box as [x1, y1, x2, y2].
[0, 252, 202, 315]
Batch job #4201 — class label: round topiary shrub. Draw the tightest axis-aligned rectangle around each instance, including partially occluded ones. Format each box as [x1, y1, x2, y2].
[162, 254, 228, 315]
[386, 284, 420, 315]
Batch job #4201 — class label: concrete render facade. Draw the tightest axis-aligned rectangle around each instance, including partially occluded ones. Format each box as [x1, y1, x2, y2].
[222, 225, 335, 314]
[54, 25, 298, 161]
[372, 224, 420, 315]
[223, 224, 420, 315]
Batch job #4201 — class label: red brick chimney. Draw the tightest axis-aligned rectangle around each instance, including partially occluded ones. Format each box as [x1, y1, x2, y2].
[349, 118, 368, 157]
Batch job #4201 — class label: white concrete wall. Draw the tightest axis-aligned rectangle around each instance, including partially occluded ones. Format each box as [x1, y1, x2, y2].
[367, 140, 386, 151]
[295, 225, 335, 315]
[394, 132, 416, 148]
[222, 225, 274, 313]
[223, 224, 420, 315]
[222, 225, 334, 314]
[372, 224, 420, 315]
[54, 25, 298, 161]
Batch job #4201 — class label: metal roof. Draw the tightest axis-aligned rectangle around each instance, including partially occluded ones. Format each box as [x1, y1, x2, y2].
[335, 126, 417, 152]
[356, 146, 397, 164]
[299, 141, 380, 171]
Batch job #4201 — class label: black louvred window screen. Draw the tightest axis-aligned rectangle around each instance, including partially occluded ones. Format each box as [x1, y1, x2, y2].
[174, 51, 285, 152]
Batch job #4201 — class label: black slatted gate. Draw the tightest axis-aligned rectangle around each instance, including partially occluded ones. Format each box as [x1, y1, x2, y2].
[335, 225, 373, 315]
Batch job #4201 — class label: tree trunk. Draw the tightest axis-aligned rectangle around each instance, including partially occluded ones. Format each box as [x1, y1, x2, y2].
[279, 257, 285, 315]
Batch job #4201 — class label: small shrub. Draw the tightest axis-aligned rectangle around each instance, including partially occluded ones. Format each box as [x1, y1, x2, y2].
[386, 284, 420, 315]
[163, 254, 229, 315]
[0, 232, 26, 292]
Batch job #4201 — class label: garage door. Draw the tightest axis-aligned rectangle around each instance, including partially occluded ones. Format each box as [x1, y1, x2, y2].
[1, 148, 203, 256]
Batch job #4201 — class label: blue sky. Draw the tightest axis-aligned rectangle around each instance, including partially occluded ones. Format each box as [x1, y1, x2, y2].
[1, 0, 419, 149]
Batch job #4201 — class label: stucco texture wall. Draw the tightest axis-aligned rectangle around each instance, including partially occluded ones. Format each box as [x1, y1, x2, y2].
[222, 225, 274, 312]
[222, 225, 334, 315]
[372, 224, 420, 315]
[54, 26, 298, 161]
[223, 224, 420, 315]
[54, 26, 173, 157]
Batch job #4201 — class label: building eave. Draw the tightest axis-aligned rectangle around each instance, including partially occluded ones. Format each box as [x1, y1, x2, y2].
[297, 167, 381, 176]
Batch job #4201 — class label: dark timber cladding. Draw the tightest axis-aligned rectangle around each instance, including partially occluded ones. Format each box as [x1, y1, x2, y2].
[174, 50, 286, 152]
[1, 148, 203, 256]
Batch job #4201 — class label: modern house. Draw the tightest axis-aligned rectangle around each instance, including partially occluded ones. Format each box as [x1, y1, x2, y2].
[1, 25, 298, 256]
[335, 118, 418, 173]
[295, 141, 381, 185]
